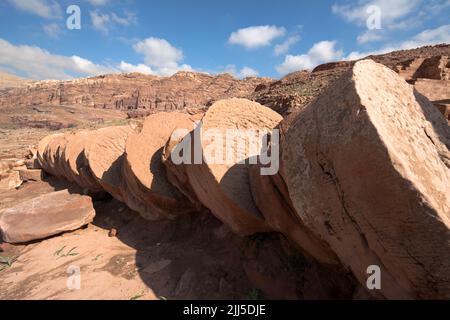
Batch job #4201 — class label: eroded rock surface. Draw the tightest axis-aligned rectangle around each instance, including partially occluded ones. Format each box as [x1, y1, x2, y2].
[84, 125, 133, 201]
[123, 112, 197, 220]
[0, 189, 95, 243]
[186, 98, 283, 236]
[280, 59, 450, 299]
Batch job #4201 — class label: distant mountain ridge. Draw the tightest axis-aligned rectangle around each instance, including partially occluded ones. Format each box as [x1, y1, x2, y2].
[0, 71, 272, 116]
[0, 44, 449, 120]
[0, 71, 34, 90]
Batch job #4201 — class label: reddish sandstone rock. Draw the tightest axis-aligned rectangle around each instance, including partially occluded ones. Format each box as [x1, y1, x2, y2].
[18, 169, 43, 182]
[84, 125, 133, 202]
[186, 98, 283, 236]
[0, 190, 95, 243]
[162, 124, 204, 211]
[0, 72, 271, 113]
[122, 112, 197, 220]
[61, 131, 102, 192]
[249, 165, 338, 265]
[42, 134, 69, 179]
[37, 133, 63, 176]
[0, 171, 22, 191]
[281, 59, 450, 299]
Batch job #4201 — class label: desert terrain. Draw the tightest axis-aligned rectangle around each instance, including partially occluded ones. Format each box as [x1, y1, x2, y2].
[0, 44, 449, 300]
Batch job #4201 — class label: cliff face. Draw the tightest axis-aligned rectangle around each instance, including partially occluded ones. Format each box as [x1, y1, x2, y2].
[0, 71, 272, 114]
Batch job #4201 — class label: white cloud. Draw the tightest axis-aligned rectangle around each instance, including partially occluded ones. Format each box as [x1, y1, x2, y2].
[118, 61, 154, 75]
[90, 11, 110, 34]
[219, 65, 260, 79]
[425, 0, 450, 15]
[239, 66, 259, 78]
[332, 0, 450, 43]
[133, 37, 193, 76]
[111, 12, 137, 26]
[43, 23, 63, 39]
[276, 41, 343, 75]
[402, 24, 450, 48]
[134, 37, 183, 67]
[274, 35, 301, 56]
[156, 64, 193, 77]
[0, 38, 114, 80]
[332, 0, 421, 27]
[8, 0, 62, 19]
[228, 25, 286, 49]
[90, 10, 137, 34]
[357, 30, 384, 44]
[0, 36, 197, 80]
[346, 24, 450, 60]
[71, 56, 113, 75]
[87, 0, 109, 5]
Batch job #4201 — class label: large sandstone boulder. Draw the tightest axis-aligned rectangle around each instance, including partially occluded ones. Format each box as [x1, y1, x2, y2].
[37, 133, 63, 176]
[280, 59, 450, 299]
[61, 131, 102, 192]
[84, 126, 133, 202]
[122, 112, 197, 220]
[37, 131, 102, 192]
[185, 98, 283, 236]
[0, 190, 95, 243]
[42, 134, 68, 178]
[249, 166, 338, 265]
[162, 126, 204, 211]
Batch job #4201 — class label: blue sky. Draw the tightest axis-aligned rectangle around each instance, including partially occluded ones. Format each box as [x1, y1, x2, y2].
[0, 0, 449, 80]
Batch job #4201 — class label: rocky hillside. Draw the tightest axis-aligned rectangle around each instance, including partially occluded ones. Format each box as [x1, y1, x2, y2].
[1, 44, 448, 121]
[0, 71, 271, 116]
[251, 44, 450, 118]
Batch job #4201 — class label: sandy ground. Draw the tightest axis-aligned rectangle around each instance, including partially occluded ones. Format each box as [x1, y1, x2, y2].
[0, 177, 255, 300]
[0, 175, 360, 300]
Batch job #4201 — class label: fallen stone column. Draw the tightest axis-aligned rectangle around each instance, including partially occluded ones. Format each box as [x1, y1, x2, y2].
[122, 112, 198, 220]
[84, 125, 133, 202]
[185, 98, 282, 236]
